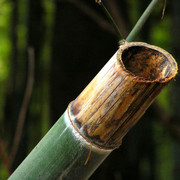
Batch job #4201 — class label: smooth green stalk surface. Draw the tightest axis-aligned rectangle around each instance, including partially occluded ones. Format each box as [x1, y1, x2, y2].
[9, 111, 110, 180]
[126, 0, 160, 42]
[96, 0, 123, 40]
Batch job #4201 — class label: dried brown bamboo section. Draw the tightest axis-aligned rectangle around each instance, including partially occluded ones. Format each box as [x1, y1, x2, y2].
[68, 42, 178, 149]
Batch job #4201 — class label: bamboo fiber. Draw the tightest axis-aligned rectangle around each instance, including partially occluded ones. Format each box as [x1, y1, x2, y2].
[9, 42, 177, 179]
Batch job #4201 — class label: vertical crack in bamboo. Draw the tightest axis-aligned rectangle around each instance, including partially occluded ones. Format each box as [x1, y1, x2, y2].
[69, 42, 178, 149]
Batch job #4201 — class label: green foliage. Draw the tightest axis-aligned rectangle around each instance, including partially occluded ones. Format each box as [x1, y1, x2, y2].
[128, 0, 141, 26]
[157, 87, 173, 113]
[153, 121, 174, 180]
[0, 164, 8, 180]
[0, 0, 11, 132]
[0, 0, 11, 81]
[150, 17, 172, 50]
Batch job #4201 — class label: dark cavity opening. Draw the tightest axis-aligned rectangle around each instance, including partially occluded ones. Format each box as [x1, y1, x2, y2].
[122, 46, 172, 81]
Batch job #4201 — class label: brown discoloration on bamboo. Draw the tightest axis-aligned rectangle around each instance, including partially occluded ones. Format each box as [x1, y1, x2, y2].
[68, 42, 178, 149]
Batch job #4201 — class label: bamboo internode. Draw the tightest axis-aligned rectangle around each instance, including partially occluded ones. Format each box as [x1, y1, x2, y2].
[69, 42, 178, 149]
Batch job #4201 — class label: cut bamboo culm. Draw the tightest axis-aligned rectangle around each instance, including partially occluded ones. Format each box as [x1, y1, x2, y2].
[9, 42, 178, 180]
[70, 42, 177, 149]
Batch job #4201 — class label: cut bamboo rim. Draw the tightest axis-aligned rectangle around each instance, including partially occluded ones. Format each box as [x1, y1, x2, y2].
[68, 42, 178, 149]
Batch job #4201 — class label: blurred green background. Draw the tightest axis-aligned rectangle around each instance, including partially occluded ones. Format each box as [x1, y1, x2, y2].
[0, 0, 180, 179]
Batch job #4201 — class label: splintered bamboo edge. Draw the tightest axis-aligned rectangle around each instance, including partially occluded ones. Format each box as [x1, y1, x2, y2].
[68, 42, 178, 149]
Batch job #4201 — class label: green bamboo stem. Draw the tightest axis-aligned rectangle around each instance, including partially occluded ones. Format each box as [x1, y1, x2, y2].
[96, 0, 124, 40]
[9, 42, 177, 179]
[96, 0, 161, 42]
[126, 0, 160, 42]
[8, 111, 111, 180]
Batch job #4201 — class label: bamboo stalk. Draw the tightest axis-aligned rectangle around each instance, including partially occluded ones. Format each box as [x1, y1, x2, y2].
[96, 0, 124, 40]
[126, 0, 160, 42]
[9, 42, 177, 179]
[96, 0, 161, 42]
[69, 42, 177, 149]
[8, 111, 111, 180]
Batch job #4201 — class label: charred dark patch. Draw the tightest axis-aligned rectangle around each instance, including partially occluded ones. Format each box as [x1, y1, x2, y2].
[83, 125, 104, 145]
[74, 118, 82, 129]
